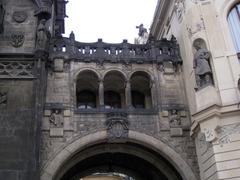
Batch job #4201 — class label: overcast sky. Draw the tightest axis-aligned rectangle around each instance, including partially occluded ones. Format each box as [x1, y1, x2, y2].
[64, 0, 158, 43]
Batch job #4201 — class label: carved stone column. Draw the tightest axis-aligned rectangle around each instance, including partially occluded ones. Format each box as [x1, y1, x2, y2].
[125, 80, 132, 108]
[99, 79, 104, 109]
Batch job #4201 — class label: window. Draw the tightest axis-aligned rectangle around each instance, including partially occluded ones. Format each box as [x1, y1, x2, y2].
[104, 91, 121, 109]
[77, 90, 96, 109]
[131, 91, 145, 109]
[228, 3, 240, 55]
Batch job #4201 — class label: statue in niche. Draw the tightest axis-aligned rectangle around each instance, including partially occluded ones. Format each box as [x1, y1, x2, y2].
[193, 40, 213, 88]
[0, 3, 5, 33]
[169, 109, 181, 127]
[49, 109, 63, 128]
[36, 19, 51, 50]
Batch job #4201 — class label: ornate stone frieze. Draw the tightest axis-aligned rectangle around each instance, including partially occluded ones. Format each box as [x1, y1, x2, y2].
[106, 112, 129, 142]
[0, 61, 34, 78]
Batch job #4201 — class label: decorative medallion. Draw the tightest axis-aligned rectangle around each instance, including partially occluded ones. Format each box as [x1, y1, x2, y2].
[12, 11, 27, 23]
[11, 33, 24, 47]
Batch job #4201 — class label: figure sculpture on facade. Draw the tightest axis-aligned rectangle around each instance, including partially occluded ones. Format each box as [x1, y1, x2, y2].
[49, 110, 63, 128]
[135, 24, 148, 44]
[193, 41, 213, 88]
[169, 109, 181, 127]
[36, 19, 51, 51]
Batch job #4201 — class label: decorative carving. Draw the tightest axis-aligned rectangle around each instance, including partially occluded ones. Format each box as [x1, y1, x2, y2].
[187, 17, 205, 37]
[0, 61, 34, 78]
[169, 109, 181, 127]
[175, 0, 185, 22]
[0, 3, 5, 33]
[36, 19, 51, 51]
[0, 91, 7, 107]
[49, 109, 64, 128]
[13, 11, 27, 23]
[193, 39, 213, 89]
[203, 128, 217, 142]
[216, 123, 240, 146]
[106, 112, 129, 142]
[11, 33, 24, 47]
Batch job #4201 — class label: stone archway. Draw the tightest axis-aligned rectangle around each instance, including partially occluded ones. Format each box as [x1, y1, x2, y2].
[40, 131, 198, 180]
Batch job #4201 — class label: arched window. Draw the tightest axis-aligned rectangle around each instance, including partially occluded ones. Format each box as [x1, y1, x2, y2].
[131, 91, 145, 108]
[77, 90, 96, 109]
[104, 91, 121, 109]
[228, 3, 240, 55]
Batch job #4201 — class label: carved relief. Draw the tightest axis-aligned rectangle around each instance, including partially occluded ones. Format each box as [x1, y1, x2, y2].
[216, 123, 240, 146]
[0, 61, 34, 78]
[12, 11, 27, 23]
[11, 33, 24, 47]
[49, 109, 64, 128]
[175, 0, 185, 22]
[203, 128, 217, 142]
[106, 112, 129, 142]
[186, 17, 205, 37]
[169, 109, 181, 127]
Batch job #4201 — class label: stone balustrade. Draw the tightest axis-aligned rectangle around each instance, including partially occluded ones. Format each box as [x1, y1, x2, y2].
[50, 36, 182, 65]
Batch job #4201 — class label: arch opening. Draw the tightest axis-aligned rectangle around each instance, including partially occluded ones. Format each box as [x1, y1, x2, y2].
[76, 70, 99, 109]
[130, 71, 152, 109]
[54, 143, 183, 180]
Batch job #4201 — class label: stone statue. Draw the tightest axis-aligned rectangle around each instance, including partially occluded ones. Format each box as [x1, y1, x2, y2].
[135, 24, 149, 44]
[36, 19, 51, 50]
[193, 41, 212, 88]
[0, 3, 5, 33]
[136, 24, 147, 37]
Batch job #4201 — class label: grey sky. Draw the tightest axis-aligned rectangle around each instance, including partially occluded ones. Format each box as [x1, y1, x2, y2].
[64, 0, 158, 43]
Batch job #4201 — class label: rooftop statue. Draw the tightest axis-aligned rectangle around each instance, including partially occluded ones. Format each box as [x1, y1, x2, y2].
[135, 24, 149, 44]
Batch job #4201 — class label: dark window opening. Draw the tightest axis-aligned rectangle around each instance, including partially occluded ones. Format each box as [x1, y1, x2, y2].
[77, 90, 96, 109]
[104, 91, 121, 109]
[131, 91, 145, 109]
